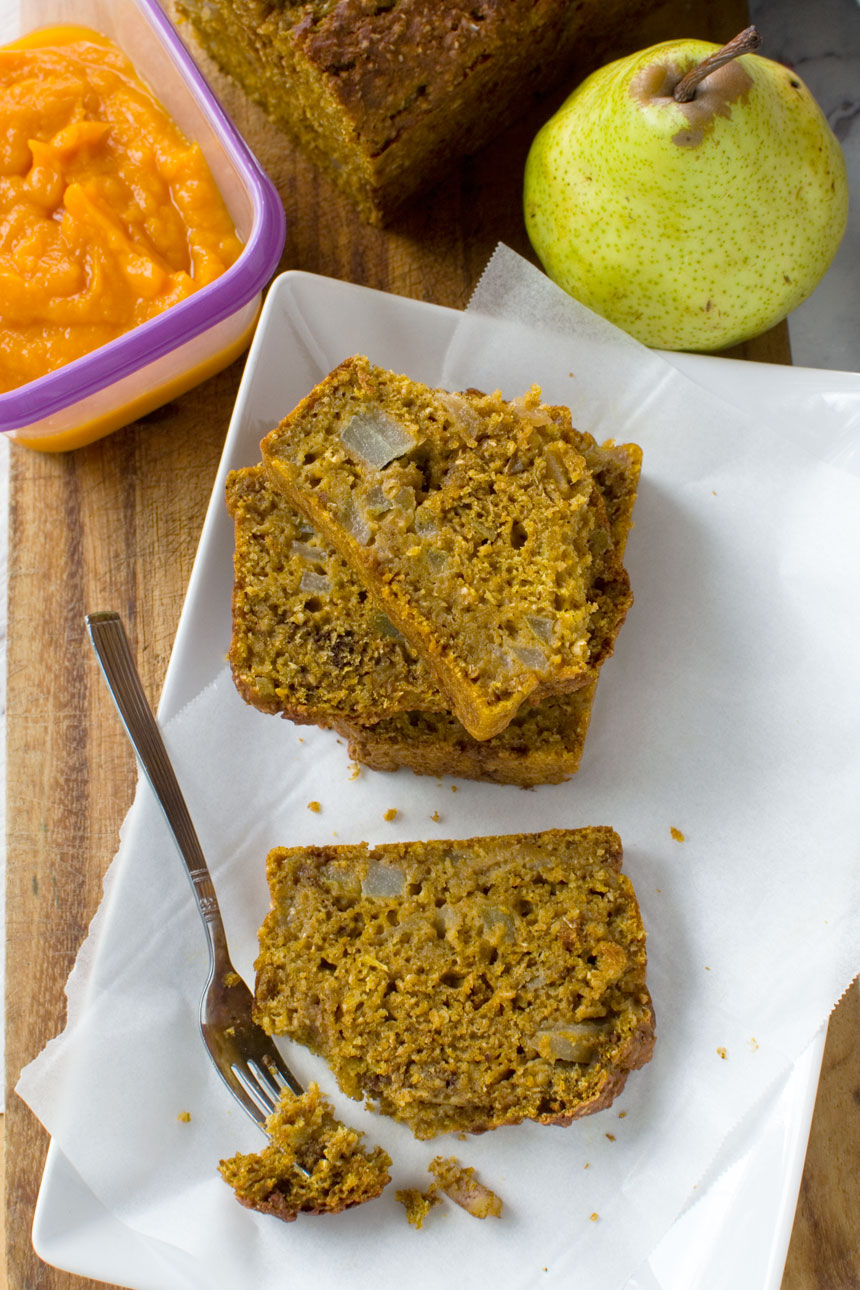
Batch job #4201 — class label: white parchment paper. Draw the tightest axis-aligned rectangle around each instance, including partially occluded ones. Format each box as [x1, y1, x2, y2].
[17, 249, 860, 1290]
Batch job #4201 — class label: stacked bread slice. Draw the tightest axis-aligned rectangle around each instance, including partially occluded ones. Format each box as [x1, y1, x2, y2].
[226, 356, 641, 786]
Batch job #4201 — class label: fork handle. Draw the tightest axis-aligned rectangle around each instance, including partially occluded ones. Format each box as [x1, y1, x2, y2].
[86, 612, 222, 933]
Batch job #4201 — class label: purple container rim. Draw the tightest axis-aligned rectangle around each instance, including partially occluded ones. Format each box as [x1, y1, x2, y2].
[0, 0, 286, 435]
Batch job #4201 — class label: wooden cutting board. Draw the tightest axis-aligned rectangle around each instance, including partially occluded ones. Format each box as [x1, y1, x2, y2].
[4, 2, 859, 1286]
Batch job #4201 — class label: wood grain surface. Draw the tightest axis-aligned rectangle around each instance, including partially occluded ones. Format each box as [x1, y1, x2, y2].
[5, 2, 860, 1287]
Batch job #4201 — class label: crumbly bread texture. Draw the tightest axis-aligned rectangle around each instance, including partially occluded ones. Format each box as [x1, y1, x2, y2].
[395, 1185, 441, 1228]
[174, 0, 658, 225]
[336, 434, 641, 783]
[226, 464, 442, 724]
[261, 357, 632, 741]
[254, 828, 655, 1139]
[218, 1082, 391, 1221]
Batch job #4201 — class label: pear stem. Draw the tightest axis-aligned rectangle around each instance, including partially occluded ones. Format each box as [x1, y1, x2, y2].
[673, 26, 762, 103]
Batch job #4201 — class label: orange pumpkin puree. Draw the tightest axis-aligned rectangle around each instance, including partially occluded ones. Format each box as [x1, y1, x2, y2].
[0, 26, 244, 394]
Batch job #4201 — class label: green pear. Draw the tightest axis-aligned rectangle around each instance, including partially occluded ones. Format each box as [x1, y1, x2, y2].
[523, 27, 849, 351]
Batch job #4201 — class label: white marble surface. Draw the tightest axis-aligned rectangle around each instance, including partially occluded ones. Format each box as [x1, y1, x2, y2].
[749, 0, 860, 371]
[0, 0, 859, 1115]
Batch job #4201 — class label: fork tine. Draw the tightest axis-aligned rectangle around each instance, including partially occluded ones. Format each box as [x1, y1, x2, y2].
[260, 1048, 303, 1098]
[234, 1059, 281, 1118]
[200, 1009, 304, 1124]
[211, 1062, 272, 1129]
[229, 1059, 312, 1178]
[231, 1046, 308, 1121]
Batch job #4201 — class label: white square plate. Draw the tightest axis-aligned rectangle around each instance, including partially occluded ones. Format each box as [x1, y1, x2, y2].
[33, 271, 854, 1289]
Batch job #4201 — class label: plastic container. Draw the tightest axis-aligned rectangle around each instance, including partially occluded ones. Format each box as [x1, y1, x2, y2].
[0, 0, 286, 451]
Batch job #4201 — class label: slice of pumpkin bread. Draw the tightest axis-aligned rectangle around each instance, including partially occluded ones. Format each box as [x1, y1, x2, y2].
[219, 1082, 390, 1221]
[226, 465, 443, 724]
[253, 828, 655, 1140]
[338, 434, 641, 784]
[260, 357, 632, 740]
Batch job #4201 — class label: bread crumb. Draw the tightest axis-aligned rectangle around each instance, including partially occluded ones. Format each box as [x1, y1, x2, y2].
[618, 1110, 627, 1119]
[383, 808, 398, 822]
[177, 1111, 191, 1123]
[348, 762, 361, 781]
[307, 800, 322, 813]
[750, 1037, 759, 1051]
[431, 810, 442, 823]
[429, 1156, 502, 1218]
[590, 1212, 599, 1222]
[450, 785, 458, 792]
[670, 826, 685, 842]
[219, 1083, 390, 1217]
[605, 1132, 615, 1141]
[396, 1186, 440, 1229]
[717, 1047, 727, 1060]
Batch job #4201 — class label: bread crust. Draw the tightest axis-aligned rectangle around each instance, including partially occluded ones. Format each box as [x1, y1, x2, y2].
[176, 0, 662, 223]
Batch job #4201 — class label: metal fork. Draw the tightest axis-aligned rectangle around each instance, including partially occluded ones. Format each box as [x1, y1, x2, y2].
[86, 610, 304, 1132]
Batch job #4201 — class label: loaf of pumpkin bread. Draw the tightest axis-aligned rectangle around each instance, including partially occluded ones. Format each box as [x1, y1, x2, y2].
[254, 828, 655, 1139]
[175, 0, 660, 225]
